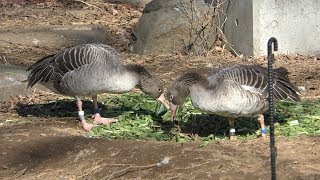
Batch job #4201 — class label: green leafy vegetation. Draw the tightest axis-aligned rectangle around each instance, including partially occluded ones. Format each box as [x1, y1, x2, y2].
[274, 101, 320, 137]
[89, 94, 320, 144]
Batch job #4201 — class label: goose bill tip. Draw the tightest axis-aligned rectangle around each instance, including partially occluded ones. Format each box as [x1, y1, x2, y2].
[170, 104, 178, 121]
[157, 93, 170, 109]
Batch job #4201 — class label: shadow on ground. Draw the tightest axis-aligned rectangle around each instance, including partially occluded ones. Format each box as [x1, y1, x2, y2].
[6, 136, 88, 171]
[12, 93, 300, 141]
[14, 99, 267, 139]
[14, 98, 160, 123]
[14, 99, 152, 118]
[178, 114, 263, 138]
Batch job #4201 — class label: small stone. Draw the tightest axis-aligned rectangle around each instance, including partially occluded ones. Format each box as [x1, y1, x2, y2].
[206, 63, 213, 68]
[215, 46, 223, 52]
[111, 8, 118, 16]
[297, 86, 306, 92]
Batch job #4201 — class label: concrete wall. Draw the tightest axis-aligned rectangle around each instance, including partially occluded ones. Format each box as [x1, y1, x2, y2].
[223, 0, 253, 56]
[222, 0, 320, 57]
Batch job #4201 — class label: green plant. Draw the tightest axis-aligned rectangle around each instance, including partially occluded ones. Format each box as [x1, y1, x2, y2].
[89, 94, 320, 144]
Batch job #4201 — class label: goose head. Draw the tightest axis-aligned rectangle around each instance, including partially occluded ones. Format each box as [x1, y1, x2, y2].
[127, 64, 169, 109]
[140, 75, 169, 109]
[167, 72, 207, 121]
[167, 82, 189, 121]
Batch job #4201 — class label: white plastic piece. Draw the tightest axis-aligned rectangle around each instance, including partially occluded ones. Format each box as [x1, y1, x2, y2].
[289, 120, 299, 126]
[230, 128, 236, 133]
[78, 111, 84, 116]
[156, 157, 171, 167]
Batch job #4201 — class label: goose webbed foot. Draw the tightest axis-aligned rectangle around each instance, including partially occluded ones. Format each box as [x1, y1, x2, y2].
[91, 96, 117, 125]
[229, 135, 237, 141]
[261, 133, 267, 139]
[92, 113, 118, 125]
[81, 119, 97, 131]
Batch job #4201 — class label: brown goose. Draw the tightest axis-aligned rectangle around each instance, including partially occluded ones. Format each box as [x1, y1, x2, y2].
[26, 43, 169, 131]
[167, 64, 300, 140]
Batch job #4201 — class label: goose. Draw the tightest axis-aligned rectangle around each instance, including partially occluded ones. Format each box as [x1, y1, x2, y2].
[26, 43, 169, 131]
[167, 64, 300, 140]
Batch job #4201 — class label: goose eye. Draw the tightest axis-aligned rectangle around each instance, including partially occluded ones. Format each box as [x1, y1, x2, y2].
[157, 88, 162, 92]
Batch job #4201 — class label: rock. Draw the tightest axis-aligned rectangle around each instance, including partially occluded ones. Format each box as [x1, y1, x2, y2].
[0, 64, 54, 102]
[130, 0, 216, 54]
[0, 64, 30, 101]
[0, 25, 107, 49]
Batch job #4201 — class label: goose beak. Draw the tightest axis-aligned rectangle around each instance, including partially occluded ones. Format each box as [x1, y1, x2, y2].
[170, 103, 178, 121]
[157, 93, 170, 109]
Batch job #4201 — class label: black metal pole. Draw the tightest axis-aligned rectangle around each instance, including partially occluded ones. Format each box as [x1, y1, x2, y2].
[267, 37, 278, 180]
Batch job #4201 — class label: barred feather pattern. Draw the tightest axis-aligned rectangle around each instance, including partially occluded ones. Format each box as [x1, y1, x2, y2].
[26, 44, 135, 96]
[208, 65, 300, 102]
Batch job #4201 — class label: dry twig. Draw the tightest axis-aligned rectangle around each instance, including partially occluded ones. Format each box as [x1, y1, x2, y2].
[75, 0, 100, 9]
[13, 167, 27, 179]
[102, 157, 171, 180]
[176, 0, 225, 54]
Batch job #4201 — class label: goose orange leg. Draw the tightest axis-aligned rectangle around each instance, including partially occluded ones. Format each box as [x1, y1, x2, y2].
[228, 117, 237, 140]
[258, 114, 267, 139]
[76, 97, 96, 131]
[92, 95, 118, 125]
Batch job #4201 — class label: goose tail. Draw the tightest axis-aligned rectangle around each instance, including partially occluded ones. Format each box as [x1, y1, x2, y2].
[26, 54, 55, 89]
[273, 68, 301, 102]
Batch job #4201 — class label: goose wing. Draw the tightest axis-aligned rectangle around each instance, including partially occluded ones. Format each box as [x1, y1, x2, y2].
[26, 44, 122, 88]
[208, 65, 300, 102]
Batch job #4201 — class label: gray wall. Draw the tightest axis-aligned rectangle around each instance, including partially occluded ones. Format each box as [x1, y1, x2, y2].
[222, 0, 320, 57]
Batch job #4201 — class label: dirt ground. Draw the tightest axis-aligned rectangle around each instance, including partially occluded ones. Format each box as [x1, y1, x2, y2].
[0, 1, 320, 180]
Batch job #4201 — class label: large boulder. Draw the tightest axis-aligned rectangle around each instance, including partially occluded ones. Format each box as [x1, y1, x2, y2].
[130, 0, 217, 54]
